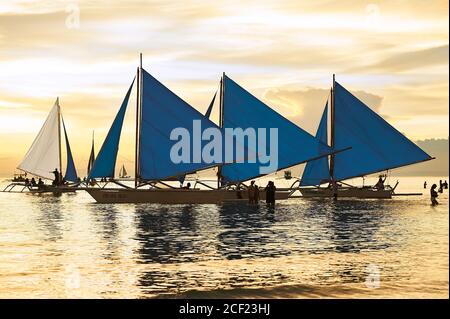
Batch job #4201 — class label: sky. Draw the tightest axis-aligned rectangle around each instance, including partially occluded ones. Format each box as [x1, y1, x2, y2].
[0, 0, 448, 176]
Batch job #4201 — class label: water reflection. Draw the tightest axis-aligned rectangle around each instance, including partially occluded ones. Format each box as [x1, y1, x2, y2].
[217, 203, 291, 259]
[91, 205, 120, 261]
[328, 200, 389, 253]
[134, 205, 202, 264]
[1, 179, 445, 298]
[297, 199, 390, 254]
[34, 194, 64, 242]
[131, 199, 393, 267]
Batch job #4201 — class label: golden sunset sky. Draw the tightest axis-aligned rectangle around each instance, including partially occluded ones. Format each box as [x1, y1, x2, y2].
[0, 0, 448, 176]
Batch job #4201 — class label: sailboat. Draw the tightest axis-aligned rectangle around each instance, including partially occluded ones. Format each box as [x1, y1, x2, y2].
[298, 75, 434, 199]
[85, 55, 335, 204]
[87, 131, 95, 176]
[119, 164, 130, 179]
[3, 98, 79, 193]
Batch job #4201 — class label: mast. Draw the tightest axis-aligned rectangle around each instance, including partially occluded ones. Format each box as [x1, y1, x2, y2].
[57, 97, 62, 173]
[91, 130, 95, 161]
[135, 53, 142, 188]
[329, 74, 335, 180]
[217, 72, 225, 189]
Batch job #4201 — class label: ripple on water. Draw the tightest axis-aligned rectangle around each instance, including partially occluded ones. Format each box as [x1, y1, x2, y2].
[0, 177, 448, 298]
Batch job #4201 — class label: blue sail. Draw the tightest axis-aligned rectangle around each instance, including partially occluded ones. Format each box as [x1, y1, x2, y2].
[221, 75, 334, 183]
[333, 82, 432, 181]
[139, 69, 223, 181]
[88, 78, 134, 180]
[172, 90, 217, 185]
[62, 117, 78, 182]
[300, 102, 330, 186]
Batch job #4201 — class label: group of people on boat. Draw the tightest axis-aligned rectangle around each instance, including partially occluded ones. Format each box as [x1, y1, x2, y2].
[23, 168, 65, 189]
[324, 174, 386, 195]
[12, 172, 27, 182]
[426, 179, 448, 206]
[24, 177, 44, 188]
[247, 180, 276, 206]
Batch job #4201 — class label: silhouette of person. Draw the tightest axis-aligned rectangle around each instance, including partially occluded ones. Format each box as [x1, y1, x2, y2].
[270, 181, 276, 205]
[254, 184, 260, 203]
[248, 180, 256, 204]
[444, 180, 448, 190]
[183, 182, 191, 189]
[235, 183, 243, 199]
[24, 178, 30, 186]
[439, 180, 443, 193]
[424, 181, 427, 189]
[51, 168, 60, 186]
[30, 177, 36, 187]
[430, 184, 439, 206]
[375, 175, 386, 190]
[38, 178, 44, 187]
[265, 181, 276, 206]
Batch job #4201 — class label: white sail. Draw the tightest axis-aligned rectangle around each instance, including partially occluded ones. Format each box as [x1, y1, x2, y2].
[17, 99, 61, 180]
[119, 164, 128, 178]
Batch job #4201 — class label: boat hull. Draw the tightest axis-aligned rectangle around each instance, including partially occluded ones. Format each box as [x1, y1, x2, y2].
[85, 188, 291, 204]
[30, 186, 78, 194]
[1, 182, 79, 194]
[299, 187, 393, 199]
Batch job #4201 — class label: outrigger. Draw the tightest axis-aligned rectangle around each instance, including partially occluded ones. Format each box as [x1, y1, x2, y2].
[295, 75, 434, 199]
[2, 98, 80, 194]
[85, 55, 338, 204]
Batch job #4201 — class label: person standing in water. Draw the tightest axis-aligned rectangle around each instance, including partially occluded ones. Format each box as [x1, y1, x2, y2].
[248, 180, 256, 204]
[424, 181, 427, 189]
[444, 180, 448, 189]
[430, 184, 439, 206]
[235, 183, 243, 199]
[265, 181, 276, 206]
[439, 180, 444, 193]
[254, 183, 260, 204]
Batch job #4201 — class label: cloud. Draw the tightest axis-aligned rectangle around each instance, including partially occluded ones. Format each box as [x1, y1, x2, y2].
[263, 86, 383, 134]
[350, 45, 449, 73]
[0, 0, 448, 176]
[395, 138, 449, 176]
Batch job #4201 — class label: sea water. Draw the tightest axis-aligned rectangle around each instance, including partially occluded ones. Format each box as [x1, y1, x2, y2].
[0, 176, 447, 298]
